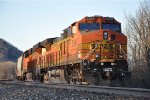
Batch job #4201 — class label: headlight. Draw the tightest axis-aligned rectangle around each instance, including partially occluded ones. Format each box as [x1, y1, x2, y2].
[103, 68, 112, 72]
[119, 55, 123, 58]
[95, 54, 99, 59]
[83, 62, 87, 66]
[101, 62, 104, 66]
[95, 44, 98, 48]
[111, 63, 116, 66]
[103, 32, 108, 39]
[94, 69, 98, 71]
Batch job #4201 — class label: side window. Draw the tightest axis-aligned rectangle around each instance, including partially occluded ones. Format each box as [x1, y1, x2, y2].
[72, 25, 76, 34]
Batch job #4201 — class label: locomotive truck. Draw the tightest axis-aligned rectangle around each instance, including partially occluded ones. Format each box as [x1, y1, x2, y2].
[17, 16, 130, 86]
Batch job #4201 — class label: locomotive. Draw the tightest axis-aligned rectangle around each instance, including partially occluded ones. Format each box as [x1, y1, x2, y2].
[17, 16, 130, 86]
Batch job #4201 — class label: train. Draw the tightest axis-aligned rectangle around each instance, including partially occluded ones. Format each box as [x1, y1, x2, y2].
[17, 16, 131, 86]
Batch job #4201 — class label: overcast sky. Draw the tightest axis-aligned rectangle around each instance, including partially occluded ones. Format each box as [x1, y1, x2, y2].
[0, 0, 142, 51]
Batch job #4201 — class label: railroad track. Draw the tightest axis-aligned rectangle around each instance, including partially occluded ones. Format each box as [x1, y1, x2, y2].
[1, 81, 150, 99]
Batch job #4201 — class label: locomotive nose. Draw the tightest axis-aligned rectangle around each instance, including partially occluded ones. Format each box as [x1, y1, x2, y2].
[100, 43, 115, 62]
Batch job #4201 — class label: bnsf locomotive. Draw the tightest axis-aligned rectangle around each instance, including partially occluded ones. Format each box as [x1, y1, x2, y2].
[17, 16, 130, 86]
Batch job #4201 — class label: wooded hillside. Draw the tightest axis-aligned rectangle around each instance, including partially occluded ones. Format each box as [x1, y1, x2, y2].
[0, 38, 22, 62]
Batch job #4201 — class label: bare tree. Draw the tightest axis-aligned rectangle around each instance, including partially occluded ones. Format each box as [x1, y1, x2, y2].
[125, 0, 150, 88]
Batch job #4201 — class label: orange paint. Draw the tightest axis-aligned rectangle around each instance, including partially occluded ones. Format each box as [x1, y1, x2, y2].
[21, 16, 127, 71]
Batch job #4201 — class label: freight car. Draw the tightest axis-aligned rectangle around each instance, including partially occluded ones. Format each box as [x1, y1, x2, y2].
[17, 16, 131, 86]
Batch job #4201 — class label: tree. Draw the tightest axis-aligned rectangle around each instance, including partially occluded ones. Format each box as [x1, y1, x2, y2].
[125, 0, 150, 88]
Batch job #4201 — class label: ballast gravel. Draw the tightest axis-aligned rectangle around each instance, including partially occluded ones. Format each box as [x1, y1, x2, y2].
[0, 82, 149, 100]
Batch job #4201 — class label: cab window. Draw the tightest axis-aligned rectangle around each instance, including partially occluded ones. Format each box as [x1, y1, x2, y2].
[79, 23, 100, 31]
[102, 23, 121, 33]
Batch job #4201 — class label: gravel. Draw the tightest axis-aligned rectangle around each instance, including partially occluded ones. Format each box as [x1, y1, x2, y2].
[0, 83, 149, 100]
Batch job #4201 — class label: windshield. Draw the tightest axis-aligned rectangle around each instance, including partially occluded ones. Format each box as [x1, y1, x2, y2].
[79, 23, 100, 31]
[102, 23, 121, 33]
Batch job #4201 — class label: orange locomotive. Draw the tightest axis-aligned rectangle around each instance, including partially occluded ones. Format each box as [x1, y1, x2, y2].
[17, 16, 130, 86]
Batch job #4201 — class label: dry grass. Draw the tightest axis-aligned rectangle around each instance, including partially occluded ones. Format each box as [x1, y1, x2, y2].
[0, 61, 16, 80]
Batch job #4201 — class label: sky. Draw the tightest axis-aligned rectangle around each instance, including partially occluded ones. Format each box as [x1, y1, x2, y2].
[0, 0, 143, 51]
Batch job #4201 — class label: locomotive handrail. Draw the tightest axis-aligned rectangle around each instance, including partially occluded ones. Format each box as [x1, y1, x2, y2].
[119, 44, 127, 60]
[121, 49, 127, 60]
[81, 46, 97, 61]
[80, 46, 97, 69]
[119, 44, 134, 71]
